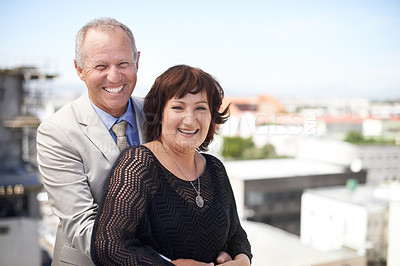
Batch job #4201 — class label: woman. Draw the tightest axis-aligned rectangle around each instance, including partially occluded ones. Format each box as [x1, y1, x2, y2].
[91, 65, 252, 265]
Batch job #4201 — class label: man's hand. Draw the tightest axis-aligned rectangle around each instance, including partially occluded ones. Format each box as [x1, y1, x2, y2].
[216, 254, 250, 266]
[216, 252, 232, 264]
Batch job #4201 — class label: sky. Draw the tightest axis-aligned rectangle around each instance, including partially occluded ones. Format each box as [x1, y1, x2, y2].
[1, 0, 400, 100]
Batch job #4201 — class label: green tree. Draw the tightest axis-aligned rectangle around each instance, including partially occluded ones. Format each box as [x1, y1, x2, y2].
[222, 136, 254, 159]
[344, 131, 365, 144]
[344, 130, 396, 145]
[242, 143, 276, 159]
[222, 137, 278, 160]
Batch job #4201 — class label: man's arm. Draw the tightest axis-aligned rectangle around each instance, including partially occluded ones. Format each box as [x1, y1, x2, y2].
[37, 120, 97, 256]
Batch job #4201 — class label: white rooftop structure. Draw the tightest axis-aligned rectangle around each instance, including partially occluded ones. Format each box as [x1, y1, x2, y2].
[224, 158, 347, 180]
[300, 184, 400, 265]
[242, 220, 366, 266]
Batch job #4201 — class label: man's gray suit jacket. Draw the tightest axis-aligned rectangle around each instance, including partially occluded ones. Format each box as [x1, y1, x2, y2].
[37, 92, 146, 265]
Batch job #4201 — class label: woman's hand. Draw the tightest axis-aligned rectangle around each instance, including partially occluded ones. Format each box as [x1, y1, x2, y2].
[171, 258, 214, 266]
[217, 254, 250, 266]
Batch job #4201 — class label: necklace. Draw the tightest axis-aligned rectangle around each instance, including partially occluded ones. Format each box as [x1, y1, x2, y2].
[160, 141, 204, 208]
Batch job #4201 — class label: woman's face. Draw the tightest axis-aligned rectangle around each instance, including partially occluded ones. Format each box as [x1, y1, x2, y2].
[161, 91, 211, 152]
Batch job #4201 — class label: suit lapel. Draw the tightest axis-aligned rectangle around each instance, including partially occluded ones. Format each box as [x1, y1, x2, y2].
[73, 93, 120, 164]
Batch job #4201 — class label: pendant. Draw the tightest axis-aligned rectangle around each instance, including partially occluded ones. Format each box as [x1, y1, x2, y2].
[195, 195, 204, 208]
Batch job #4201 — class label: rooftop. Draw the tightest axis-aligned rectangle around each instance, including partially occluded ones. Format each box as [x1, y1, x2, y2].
[304, 183, 400, 209]
[242, 220, 365, 266]
[224, 158, 346, 180]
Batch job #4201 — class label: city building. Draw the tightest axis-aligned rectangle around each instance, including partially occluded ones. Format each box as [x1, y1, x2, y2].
[301, 183, 400, 266]
[224, 158, 366, 236]
[354, 145, 400, 184]
[0, 67, 56, 266]
[317, 115, 363, 139]
[220, 94, 289, 137]
[250, 134, 400, 184]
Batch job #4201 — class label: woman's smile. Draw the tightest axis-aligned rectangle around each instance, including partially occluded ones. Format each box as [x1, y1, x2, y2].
[161, 91, 211, 151]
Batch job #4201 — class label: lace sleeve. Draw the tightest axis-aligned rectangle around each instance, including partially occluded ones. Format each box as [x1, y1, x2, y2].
[91, 146, 172, 265]
[219, 160, 253, 262]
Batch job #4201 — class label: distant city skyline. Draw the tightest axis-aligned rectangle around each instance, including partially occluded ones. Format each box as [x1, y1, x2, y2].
[1, 0, 399, 100]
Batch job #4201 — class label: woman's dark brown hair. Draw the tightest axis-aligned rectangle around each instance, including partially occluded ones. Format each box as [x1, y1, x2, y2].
[143, 64, 230, 151]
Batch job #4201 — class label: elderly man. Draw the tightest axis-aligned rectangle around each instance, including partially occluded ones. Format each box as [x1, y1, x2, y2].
[37, 17, 144, 265]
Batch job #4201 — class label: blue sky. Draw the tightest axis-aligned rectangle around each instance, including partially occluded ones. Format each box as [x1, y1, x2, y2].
[1, 0, 399, 100]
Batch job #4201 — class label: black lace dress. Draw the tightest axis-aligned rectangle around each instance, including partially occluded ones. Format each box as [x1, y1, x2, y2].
[91, 145, 252, 265]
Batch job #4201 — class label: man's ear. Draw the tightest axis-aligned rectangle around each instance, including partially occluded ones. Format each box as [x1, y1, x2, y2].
[74, 59, 85, 81]
[135, 51, 141, 72]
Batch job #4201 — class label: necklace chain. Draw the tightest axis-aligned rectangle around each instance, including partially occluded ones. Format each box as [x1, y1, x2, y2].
[160, 141, 201, 197]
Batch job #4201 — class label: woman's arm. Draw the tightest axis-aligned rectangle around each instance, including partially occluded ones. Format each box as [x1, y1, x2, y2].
[91, 147, 171, 265]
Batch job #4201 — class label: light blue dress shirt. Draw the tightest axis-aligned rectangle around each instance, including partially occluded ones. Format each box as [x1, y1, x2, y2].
[90, 98, 140, 146]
